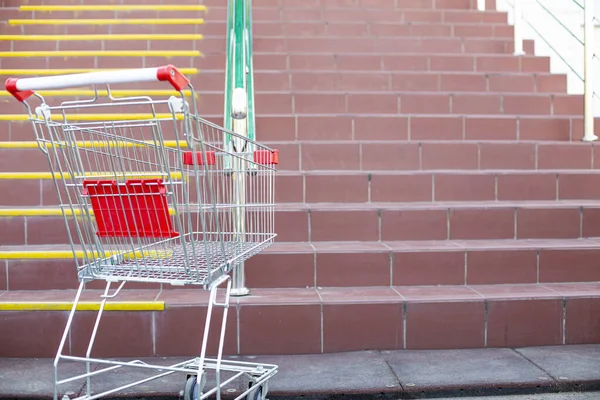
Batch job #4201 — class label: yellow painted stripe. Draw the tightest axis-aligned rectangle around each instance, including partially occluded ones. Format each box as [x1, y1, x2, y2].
[0, 50, 201, 57]
[0, 140, 184, 149]
[0, 302, 164, 311]
[0, 68, 198, 75]
[0, 113, 185, 121]
[21, 5, 207, 12]
[9, 19, 205, 26]
[0, 208, 67, 216]
[0, 171, 183, 179]
[0, 89, 195, 97]
[0, 249, 172, 260]
[0, 250, 76, 259]
[0, 207, 177, 217]
[0, 34, 203, 41]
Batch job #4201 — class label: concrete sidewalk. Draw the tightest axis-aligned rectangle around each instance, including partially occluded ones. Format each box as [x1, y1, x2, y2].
[1, 345, 600, 399]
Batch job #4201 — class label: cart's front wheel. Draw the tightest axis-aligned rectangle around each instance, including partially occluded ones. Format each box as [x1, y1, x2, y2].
[184, 374, 205, 400]
[247, 383, 264, 400]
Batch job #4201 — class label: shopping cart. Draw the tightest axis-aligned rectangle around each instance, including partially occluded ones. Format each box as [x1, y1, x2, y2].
[5, 65, 279, 400]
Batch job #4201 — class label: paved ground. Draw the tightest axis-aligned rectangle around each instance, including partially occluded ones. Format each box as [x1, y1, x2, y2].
[437, 394, 600, 399]
[1, 345, 600, 399]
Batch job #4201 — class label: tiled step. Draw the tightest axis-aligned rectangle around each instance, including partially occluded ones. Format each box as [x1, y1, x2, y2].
[271, 140, 599, 171]
[3, 21, 516, 39]
[206, 21, 515, 38]
[4, 6, 492, 23]
[0, 53, 200, 70]
[0, 70, 570, 98]
[6, 35, 530, 53]
[1, 282, 599, 357]
[0, 22, 207, 35]
[274, 170, 600, 203]
[5, 39, 202, 52]
[192, 71, 566, 94]
[2, 0, 488, 8]
[3, 170, 600, 207]
[2, 200, 600, 246]
[0, 24, 534, 54]
[285, 53, 551, 73]
[205, 7, 510, 23]
[0, 92, 582, 121]
[251, 36, 535, 55]
[3, 239, 600, 291]
[4, 7, 510, 24]
[2, 113, 594, 143]
[5, 9, 208, 20]
[2, 0, 205, 5]
[279, 71, 561, 92]
[0, 51, 552, 74]
[2, 140, 599, 173]
[250, 240, 600, 287]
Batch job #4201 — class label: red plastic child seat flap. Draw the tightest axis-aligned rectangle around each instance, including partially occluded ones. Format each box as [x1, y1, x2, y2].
[254, 149, 279, 165]
[182, 151, 216, 166]
[82, 179, 179, 239]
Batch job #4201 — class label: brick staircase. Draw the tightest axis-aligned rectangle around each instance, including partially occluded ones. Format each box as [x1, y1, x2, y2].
[1, 0, 600, 359]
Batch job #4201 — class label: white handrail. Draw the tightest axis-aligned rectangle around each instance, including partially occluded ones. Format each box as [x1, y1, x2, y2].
[483, 0, 595, 141]
[582, 0, 598, 141]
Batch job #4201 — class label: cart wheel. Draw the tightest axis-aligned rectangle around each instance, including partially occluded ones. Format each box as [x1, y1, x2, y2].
[184, 374, 205, 400]
[247, 383, 263, 400]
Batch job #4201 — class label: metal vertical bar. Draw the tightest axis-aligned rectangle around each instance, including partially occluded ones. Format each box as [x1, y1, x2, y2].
[583, 0, 598, 142]
[231, 101, 249, 296]
[513, 0, 525, 55]
[230, 0, 250, 296]
[223, 0, 236, 173]
[54, 280, 86, 400]
[245, 0, 255, 143]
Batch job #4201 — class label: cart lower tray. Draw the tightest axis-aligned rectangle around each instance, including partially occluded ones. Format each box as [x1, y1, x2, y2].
[81, 237, 275, 285]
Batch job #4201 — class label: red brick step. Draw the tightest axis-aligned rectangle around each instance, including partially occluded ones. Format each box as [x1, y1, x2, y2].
[1, 282, 599, 357]
[276, 170, 600, 203]
[3, 20, 516, 39]
[216, 21, 516, 38]
[6, 6, 508, 23]
[0, 91, 583, 120]
[2, 140, 598, 173]
[0, 43, 552, 72]
[0, 54, 200, 70]
[205, 7, 510, 24]
[284, 53, 551, 72]
[0, 115, 594, 143]
[2, 170, 600, 207]
[0, 71, 568, 94]
[3, 239, 600, 291]
[2, 200, 600, 246]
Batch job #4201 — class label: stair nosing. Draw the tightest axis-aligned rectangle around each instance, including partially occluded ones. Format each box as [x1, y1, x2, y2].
[2, 283, 600, 306]
[2, 238, 599, 256]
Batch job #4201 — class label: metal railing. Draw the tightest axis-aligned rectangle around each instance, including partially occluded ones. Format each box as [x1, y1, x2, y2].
[224, 0, 255, 296]
[482, 0, 598, 142]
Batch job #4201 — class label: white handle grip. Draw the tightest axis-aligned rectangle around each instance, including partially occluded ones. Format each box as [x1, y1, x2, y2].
[5, 64, 189, 102]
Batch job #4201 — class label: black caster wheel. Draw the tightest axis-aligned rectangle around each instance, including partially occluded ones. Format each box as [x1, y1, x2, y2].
[246, 382, 263, 400]
[184, 373, 206, 400]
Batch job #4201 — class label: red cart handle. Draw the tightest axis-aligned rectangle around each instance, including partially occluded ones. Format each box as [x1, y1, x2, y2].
[5, 64, 189, 102]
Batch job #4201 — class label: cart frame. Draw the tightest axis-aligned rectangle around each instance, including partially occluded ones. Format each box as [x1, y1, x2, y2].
[5, 65, 279, 400]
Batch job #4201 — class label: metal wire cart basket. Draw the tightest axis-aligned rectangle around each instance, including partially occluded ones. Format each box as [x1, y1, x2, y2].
[6, 65, 279, 400]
